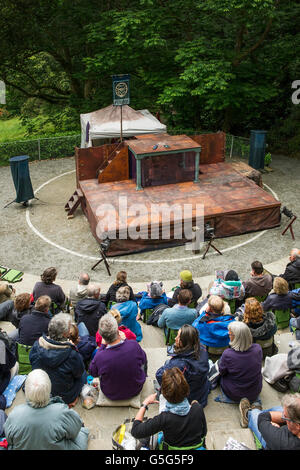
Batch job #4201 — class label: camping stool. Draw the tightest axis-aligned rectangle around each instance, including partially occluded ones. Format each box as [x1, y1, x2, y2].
[16, 343, 32, 375]
[142, 308, 153, 323]
[165, 328, 178, 346]
[274, 309, 291, 329]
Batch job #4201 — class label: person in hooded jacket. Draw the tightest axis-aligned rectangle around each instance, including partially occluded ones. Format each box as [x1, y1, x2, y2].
[29, 313, 86, 406]
[114, 286, 143, 342]
[209, 270, 245, 307]
[236, 297, 277, 358]
[139, 281, 168, 313]
[262, 277, 294, 313]
[168, 270, 202, 308]
[279, 249, 300, 289]
[74, 284, 106, 337]
[155, 325, 211, 407]
[193, 295, 234, 349]
[243, 261, 273, 300]
[104, 271, 135, 305]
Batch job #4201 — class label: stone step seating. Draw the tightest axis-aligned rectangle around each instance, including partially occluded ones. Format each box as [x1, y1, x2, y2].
[1, 313, 297, 450]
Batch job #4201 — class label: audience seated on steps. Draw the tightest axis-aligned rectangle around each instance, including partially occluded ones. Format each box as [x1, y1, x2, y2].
[239, 393, 300, 450]
[193, 295, 234, 350]
[29, 313, 86, 407]
[262, 277, 294, 312]
[114, 286, 142, 342]
[215, 321, 263, 406]
[74, 284, 106, 337]
[104, 271, 135, 305]
[89, 314, 147, 401]
[158, 290, 197, 335]
[131, 367, 207, 450]
[0, 280, 15, 305]
[68, 272, 90, 314]
[32, 267, 66, 314]
[156, 325, 211, 408]
[3, 369, 89, 450]
[243, 260, 273, 300]
[96, 308, 136, 346]
[17, 295, 51, 346]
[138, 281, 168, 314]
[0, 328, 19, 408]
[168, 270, 202, 308]
[279, 248, 300, 290]
[235, 297, 278, 358]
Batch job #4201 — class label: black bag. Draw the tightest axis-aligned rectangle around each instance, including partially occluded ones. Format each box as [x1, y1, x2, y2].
[146, 304, 168, 327]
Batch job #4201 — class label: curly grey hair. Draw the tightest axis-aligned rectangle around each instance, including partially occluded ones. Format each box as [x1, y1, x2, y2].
[98, 313, 119, 344]
[48, 313, 72, 342]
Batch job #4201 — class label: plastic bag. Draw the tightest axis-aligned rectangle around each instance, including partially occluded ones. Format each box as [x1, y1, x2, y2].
[80, 384, 98, 410]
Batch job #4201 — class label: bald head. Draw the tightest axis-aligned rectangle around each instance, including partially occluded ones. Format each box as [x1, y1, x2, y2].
[79, 272, 90, 285]
[290, 249, 300, 262]
[87, 284, 101, 299]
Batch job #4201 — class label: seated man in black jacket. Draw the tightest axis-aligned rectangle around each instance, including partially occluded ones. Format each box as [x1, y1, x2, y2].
[239, 393, 300, 450]
[279, 249, 300, 289]
[75, 284, 106, 337]
[18, 295, 51, 346]
[168, 270, 202, 308]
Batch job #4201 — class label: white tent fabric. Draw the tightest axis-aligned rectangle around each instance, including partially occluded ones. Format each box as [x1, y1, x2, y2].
[80, 104, 166, 148]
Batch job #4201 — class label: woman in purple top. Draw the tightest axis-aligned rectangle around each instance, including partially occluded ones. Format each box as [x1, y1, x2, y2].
[215, 321, 263, 405]
[89, 313, 147, 401]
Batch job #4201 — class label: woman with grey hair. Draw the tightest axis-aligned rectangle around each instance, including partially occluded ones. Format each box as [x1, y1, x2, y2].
[214, 321, 263, 406]
[3, 369, 89, 450]
[29, 313, 86, 406]
[114, 286, 143, 341]
[89, 314, 147, 401]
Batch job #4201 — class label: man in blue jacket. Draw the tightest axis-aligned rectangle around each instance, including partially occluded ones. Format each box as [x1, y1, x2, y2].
[192, 295, 234, 348]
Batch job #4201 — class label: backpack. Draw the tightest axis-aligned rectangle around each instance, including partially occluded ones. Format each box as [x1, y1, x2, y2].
[146, 304, 168, 327]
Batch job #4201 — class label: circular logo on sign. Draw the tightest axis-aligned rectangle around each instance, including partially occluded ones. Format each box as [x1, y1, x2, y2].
[115, 82, 128, 98]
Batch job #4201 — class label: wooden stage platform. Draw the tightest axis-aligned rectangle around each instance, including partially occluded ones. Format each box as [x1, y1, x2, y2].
[78, 161, 281, 256]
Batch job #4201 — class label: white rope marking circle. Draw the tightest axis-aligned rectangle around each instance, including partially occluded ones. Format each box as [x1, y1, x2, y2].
[25, 170, 279, 264]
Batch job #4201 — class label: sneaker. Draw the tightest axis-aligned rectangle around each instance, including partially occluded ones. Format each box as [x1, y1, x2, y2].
[239, 397, 251, 428]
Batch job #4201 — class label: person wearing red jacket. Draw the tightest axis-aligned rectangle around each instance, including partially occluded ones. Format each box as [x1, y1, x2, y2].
[95, 308, 136, 346]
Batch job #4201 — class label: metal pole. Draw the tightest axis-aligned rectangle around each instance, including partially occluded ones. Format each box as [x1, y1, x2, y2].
[38, 139, 41, 160]
[120, 105, 123, 142]
[229, 135, 234, 159]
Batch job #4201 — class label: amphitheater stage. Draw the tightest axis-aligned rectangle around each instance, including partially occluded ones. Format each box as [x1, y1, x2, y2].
[78, 161, 281, 256]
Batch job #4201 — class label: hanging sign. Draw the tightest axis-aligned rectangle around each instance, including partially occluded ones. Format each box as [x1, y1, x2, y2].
[112, 74, 130, 106]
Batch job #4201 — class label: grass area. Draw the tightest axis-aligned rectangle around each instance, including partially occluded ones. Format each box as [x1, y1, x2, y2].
[0, 117, 26, 143]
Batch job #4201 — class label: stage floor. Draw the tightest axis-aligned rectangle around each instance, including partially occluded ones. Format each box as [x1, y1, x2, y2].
[79, 162, 281, 255]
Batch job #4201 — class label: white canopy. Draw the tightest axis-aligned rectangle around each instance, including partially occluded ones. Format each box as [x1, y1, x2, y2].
[80, 104, 167, 147]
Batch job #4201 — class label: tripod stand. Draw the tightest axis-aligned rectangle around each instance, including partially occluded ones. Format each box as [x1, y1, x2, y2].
[202, 235, 223, 260]
[91, 247, 111, 276]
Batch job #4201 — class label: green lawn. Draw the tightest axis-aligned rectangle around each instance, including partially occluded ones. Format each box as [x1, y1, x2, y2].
[0, 117, 26, 143]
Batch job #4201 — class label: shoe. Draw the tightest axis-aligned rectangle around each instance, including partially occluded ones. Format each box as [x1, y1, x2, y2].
[239, 397, 251, 428]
